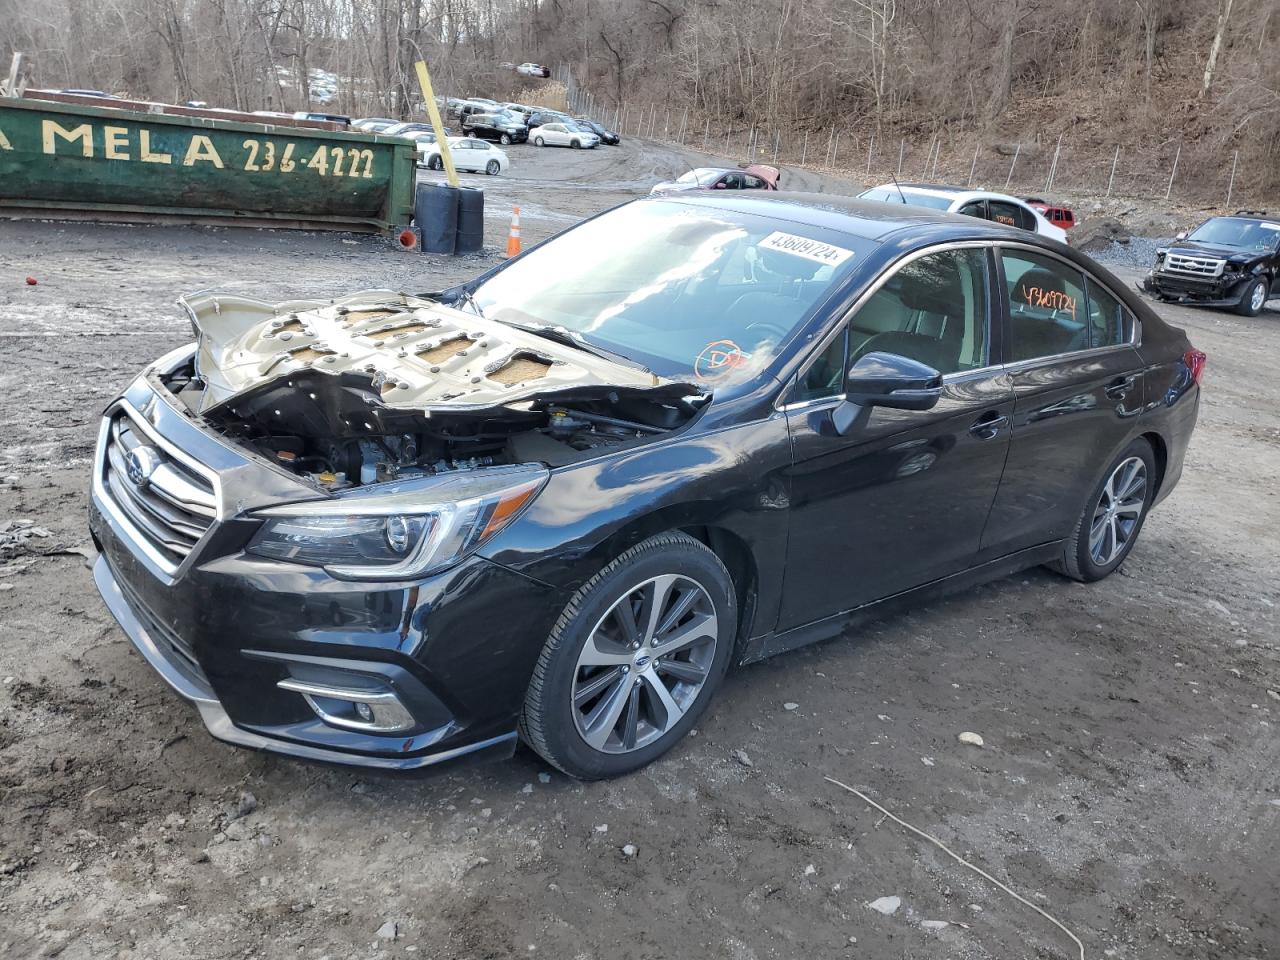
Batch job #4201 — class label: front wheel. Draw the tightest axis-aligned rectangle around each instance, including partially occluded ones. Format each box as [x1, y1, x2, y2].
[1053, 438, 1156, 582]
[521, 532, 737, 779]
[1236, 276, 1269, 317]
[428, 155, 442, 171]
[485, 159, 500, 175]
[571, 139, 581, 149]
[534, 136, 545, 147]
[500, 133, 512, 145]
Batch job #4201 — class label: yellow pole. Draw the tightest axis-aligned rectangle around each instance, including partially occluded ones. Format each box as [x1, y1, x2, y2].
[413, 60, 459, 188]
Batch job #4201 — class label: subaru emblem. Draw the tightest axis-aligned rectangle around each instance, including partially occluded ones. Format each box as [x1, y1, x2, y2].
[125, 446, 162, 488]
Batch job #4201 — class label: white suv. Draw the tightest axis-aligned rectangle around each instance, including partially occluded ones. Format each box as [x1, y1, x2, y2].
[531, 122, 599, 149]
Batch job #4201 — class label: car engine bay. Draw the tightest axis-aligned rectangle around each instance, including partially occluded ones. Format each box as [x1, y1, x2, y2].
[169, 289, 706, 490]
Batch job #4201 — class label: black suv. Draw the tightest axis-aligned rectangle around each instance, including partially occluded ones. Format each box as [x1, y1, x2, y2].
[461, 112, 528, 145]
[1141, 211, 1280, 316]
[525, 109, 571, 130]
[574, 118, 620, 145]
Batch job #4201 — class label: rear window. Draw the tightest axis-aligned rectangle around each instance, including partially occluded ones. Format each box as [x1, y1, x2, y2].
[858, 187, 952, 210]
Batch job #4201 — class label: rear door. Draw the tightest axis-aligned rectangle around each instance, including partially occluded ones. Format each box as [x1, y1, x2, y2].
[778, 244, 1015, 630]
[979, 246, 1145, 556]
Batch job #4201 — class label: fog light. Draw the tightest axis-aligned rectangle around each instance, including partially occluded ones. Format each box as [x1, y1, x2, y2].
[277, 678, 415, 733]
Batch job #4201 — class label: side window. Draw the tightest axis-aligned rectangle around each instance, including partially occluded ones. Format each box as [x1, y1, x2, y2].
[958, 201, 986, 220]
[1001, 250, 1089, 361]
[791, 248, 991, 402]
[1085, 276, 1130, 348]
[722, 173, 743, 189]
[795, 328, 848, 402]
[846, 249, 989, 375]
[743, 174, 764, 189]
[988, 200, 1025, 230]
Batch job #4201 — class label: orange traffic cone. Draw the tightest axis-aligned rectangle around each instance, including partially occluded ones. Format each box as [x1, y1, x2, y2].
[506, 206, 522, 258]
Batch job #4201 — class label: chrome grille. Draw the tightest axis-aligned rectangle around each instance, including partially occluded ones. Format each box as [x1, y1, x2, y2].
[101, 409, 216, 570]
[1164, 253, 1225, 278]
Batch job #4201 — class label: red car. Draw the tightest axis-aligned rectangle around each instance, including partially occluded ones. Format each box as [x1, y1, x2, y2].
[650, 164, 781, 195]
[1025, 197, 1076, 230]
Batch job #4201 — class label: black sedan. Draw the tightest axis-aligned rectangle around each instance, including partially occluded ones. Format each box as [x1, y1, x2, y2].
[88, 195, 1203, 780]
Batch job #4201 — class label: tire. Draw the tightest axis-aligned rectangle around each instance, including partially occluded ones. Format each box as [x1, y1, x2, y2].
[1053, 438, 1156, 582]
[571, 139, 581, 149]
[1236, 276, 1269, 317]
[429, 155, 442, 171]
[521, 532, 737, 780]
[534, 136, 545, 147]
[500, 133, 511, 145]
[486, 159, 500, 176]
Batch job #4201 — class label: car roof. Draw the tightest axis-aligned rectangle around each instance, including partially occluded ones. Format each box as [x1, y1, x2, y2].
[866, 183, 1043, 210]
[650, 191, 1063, 246]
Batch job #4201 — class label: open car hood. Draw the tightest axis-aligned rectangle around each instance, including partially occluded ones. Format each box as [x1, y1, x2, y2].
[179, 289, 698, 417]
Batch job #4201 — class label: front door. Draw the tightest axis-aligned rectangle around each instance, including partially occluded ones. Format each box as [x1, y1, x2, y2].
[778, 245, 1014, 631]
[980, 246, 1146, 556]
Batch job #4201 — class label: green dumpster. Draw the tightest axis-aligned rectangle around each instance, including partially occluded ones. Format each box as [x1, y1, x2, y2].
[0, 96, 417, 233]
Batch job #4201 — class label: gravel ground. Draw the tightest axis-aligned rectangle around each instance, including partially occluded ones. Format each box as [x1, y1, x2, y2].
[1, 139, 1278, 960]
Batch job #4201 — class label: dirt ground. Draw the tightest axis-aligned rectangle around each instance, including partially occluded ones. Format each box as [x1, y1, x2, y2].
[1, 138, 1278, 960]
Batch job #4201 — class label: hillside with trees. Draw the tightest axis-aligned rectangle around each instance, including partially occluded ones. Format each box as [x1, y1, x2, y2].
[3, 0, 1276, 198]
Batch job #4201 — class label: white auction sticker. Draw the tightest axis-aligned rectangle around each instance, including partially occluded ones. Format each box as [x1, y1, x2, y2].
[1259, 222, 1280, 231]
[758, 231, 854, 267]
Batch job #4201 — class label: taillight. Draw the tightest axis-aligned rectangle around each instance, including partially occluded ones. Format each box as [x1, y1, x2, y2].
[1184, 348, 1207, 385]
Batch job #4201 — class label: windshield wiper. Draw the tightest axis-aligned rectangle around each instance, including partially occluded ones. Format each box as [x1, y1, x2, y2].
[500, 321, 653, 375]
[454, 287, 486, 318]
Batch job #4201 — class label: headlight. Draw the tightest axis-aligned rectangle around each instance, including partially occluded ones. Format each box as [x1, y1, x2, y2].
[247, 464, 547, 580]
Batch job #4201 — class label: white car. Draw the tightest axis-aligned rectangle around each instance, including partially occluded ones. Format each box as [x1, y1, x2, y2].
[531, 122, 599, 149]
[419, 137, 509, 175]
[858, 184, 1069, 244]
[516, 63, 550, 78]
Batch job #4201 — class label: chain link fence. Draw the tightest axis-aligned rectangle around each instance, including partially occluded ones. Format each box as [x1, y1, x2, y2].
[559, 69, 1268, 211]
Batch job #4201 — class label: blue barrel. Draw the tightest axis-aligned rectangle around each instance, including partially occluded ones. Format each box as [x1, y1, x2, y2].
[456, 187, 485, 254]
[416, 183, 457, 254]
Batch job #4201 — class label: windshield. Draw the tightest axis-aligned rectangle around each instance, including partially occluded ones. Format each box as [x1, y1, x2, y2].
[675, 169, 723, 186]
[469, 201, 865, 383]
[1187, 217, 1280, 250]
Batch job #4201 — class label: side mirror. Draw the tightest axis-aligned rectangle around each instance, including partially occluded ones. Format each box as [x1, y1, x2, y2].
[832, 352, 943, 435]
[1175, 231, 1187, 241]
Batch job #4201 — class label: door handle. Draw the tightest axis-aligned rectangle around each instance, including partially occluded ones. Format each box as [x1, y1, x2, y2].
[968, 412, 1008, 440]
[1105, 375, 1137, 399]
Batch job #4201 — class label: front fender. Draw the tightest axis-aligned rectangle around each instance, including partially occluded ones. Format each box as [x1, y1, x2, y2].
[480, 415, 793, 638]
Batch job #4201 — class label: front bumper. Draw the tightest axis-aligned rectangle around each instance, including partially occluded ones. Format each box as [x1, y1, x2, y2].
[92, 553, 520, 769]
[1140, 270, 1249, 307]
[89, 361, 567, 771]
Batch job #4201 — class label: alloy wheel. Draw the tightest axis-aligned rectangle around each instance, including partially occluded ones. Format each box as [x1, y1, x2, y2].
[1251, 281, 1267, 313]
[571, 574, 718, 754]
[1089, 456, 1147, 566]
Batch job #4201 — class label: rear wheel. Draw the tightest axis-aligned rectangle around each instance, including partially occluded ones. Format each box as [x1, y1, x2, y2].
[1053, 438, 1156, 582]
[486, 159, 500, 175]
[521, 532, 736, 779]
[1236, 276, 1269, 317]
